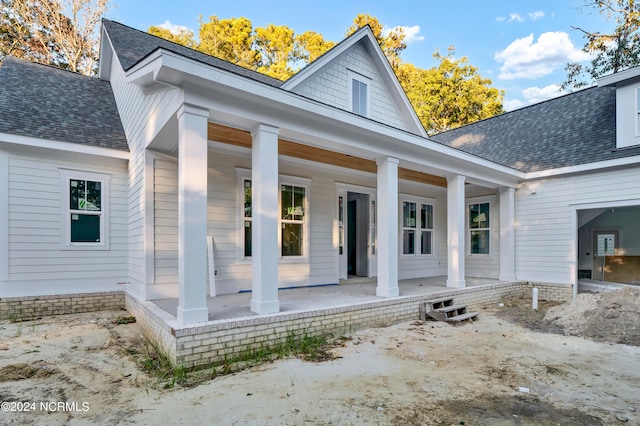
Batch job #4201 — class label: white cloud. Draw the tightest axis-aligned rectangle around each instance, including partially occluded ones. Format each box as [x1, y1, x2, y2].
[382, 25, 424, 44]
[508, 13, 524, 23]
[528, 11, 545, 20]
[504, 84, 566, 111]
[494, 16, 506, 23]
[157, 20, 192, 35]
[495, 32, 590, 80]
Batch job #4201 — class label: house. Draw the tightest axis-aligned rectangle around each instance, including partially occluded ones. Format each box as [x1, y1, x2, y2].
[1, 19, 638, 342]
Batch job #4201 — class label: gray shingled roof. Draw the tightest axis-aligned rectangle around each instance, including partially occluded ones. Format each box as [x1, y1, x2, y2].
[102, 19, 283, 87]
[431, 86, 640, 173]
[0, 57, 128, 151]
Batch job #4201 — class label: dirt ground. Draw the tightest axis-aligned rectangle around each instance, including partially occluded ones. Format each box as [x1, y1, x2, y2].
[1, 289, 639, 425]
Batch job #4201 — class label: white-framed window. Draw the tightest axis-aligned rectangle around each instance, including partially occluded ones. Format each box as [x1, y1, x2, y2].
[401, 198, 434, 256]
[636, 87, 640, 135]
[348, 69, 371, 117]
[59, 169, 110, 249]
[469, 202, 490, 254]
[237, 169, 309, 261]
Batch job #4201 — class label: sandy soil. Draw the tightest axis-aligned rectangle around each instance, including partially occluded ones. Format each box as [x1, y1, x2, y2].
[0, 293, 639, 425]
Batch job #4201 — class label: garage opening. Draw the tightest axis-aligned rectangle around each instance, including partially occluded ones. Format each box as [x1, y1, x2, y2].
[577, 205, 640, 286]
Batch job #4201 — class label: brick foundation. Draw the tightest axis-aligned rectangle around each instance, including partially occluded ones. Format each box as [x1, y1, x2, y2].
[126, 281, 573, 368]
[0, 291, 126, 322]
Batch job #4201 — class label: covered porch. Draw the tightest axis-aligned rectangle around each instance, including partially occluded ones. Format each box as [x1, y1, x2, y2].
[153, 276, 510, 321]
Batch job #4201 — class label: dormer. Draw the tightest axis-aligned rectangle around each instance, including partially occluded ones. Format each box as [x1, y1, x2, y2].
[598, 66, 640, 149]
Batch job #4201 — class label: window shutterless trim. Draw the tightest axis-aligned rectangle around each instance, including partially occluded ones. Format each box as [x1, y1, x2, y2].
[59, 168, 111, 250]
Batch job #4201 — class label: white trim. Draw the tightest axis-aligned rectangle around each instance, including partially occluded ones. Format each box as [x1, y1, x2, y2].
[0, 278, 129, 298]
[0, 150, 8, 281]
[399, 195, 436, 257]
[348, 69, 372, 117]
[0, 132, 129, 160]
[279, 177, 311, 262]
[281, 26, 427, 137]
[597, 65, 640, 86]
[127, 48, 521, 186]
[143, 150, 156, 286]
[570, 198, 640, 298]
[59, 168, 111, 250]
[466, 195, 495, 257]
[236, 168, 312, 263]
[523, 155, 640, 180]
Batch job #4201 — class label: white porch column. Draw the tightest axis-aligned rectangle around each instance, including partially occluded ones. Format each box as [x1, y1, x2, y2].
[376, 157, 399, 297]
[499, 187, 516, 281]
[447, 175, 466, 288]
[250, 124, 280, 314]
[176, 104, 209, 324]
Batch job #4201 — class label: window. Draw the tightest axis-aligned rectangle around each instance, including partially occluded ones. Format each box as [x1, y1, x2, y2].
[60, 169, 110, 248]
[281, 184, 305, 257]
[242, 179, 252, 258]
[348, 70, 371, 117]
[637, 88, 640, 134]
[338, 196, 344, 255]
[402, 200, 433, 255]
[237, 170, 309, 260]
[352, 79, 368, 116]
[469, 202, 490, 254]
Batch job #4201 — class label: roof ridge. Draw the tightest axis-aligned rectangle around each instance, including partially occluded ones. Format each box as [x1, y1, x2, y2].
[102, 19, 282, 85]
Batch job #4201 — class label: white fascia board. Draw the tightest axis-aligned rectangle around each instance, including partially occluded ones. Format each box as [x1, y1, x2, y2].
[128, 49, 521, 186]
[523, 155, 640, 180]
[98, 25, 113, 81]
[0, 133, 129, 160]
[598, 66, 640, 86]
[281, 26, 369, 90]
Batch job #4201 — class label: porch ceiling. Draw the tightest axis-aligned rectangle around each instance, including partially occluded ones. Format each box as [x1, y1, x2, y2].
[208, 122, 447, 188]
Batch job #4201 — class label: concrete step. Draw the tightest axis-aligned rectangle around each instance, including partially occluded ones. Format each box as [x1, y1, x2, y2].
[446, 312, 479, 323]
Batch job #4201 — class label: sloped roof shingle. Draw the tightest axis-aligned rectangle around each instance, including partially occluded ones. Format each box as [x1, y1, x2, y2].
[102, 19, 283, 87]
[0, 56, 128, 151]
[431, 86, 640, 173]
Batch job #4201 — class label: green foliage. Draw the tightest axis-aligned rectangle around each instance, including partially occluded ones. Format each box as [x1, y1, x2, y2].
[148, 25, 196, 49]
[346, 13, 406, 70]
[563, 0, 640, 90]
[399, 48, 504, 134]
[198, 15, 259, 68]
[138, 330, 334, 389]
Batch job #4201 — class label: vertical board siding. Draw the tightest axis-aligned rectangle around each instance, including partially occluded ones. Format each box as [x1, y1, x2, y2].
[291, 45, 408, 131]
[7, 153, 128, 281]
[515, 167, 640, 283]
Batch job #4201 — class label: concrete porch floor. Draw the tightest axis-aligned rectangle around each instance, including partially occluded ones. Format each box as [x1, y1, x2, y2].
[152, 276, 504, 321]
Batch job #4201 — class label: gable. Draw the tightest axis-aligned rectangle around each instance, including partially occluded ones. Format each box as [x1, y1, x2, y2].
[283, 27, 426, 136]
[290, 43, 409, 128]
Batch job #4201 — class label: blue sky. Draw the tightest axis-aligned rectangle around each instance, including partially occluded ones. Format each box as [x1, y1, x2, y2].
[107, 1, 615, 111]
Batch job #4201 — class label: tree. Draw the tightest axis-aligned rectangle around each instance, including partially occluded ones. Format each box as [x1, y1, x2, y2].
[148, 25, 196, 49]
[198, 15, 259, 68]
[295, 30, 335, 64]
[346, 13, 406, 70]
[563, 0, 640, 90]
[0, 0, 109, 75]
[399, 48, 504, 135]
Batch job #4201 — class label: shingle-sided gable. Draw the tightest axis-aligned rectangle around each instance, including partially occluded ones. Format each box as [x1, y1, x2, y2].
[0, 57, 127, 151]
[431, 86, 640, 173]
[283, 27, 426, 136]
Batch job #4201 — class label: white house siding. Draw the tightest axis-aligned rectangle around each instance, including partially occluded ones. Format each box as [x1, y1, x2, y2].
[107, 47, 183, 288]
[397, 182, 448, 280]
[290, 44, 408, 131]
[3, 149, 128, 295]
[153, 158, 178, 286]
[516, 166, 640, 284]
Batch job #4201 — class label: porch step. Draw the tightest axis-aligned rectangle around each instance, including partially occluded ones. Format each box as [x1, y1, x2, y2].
[419, 296, 478, 324]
